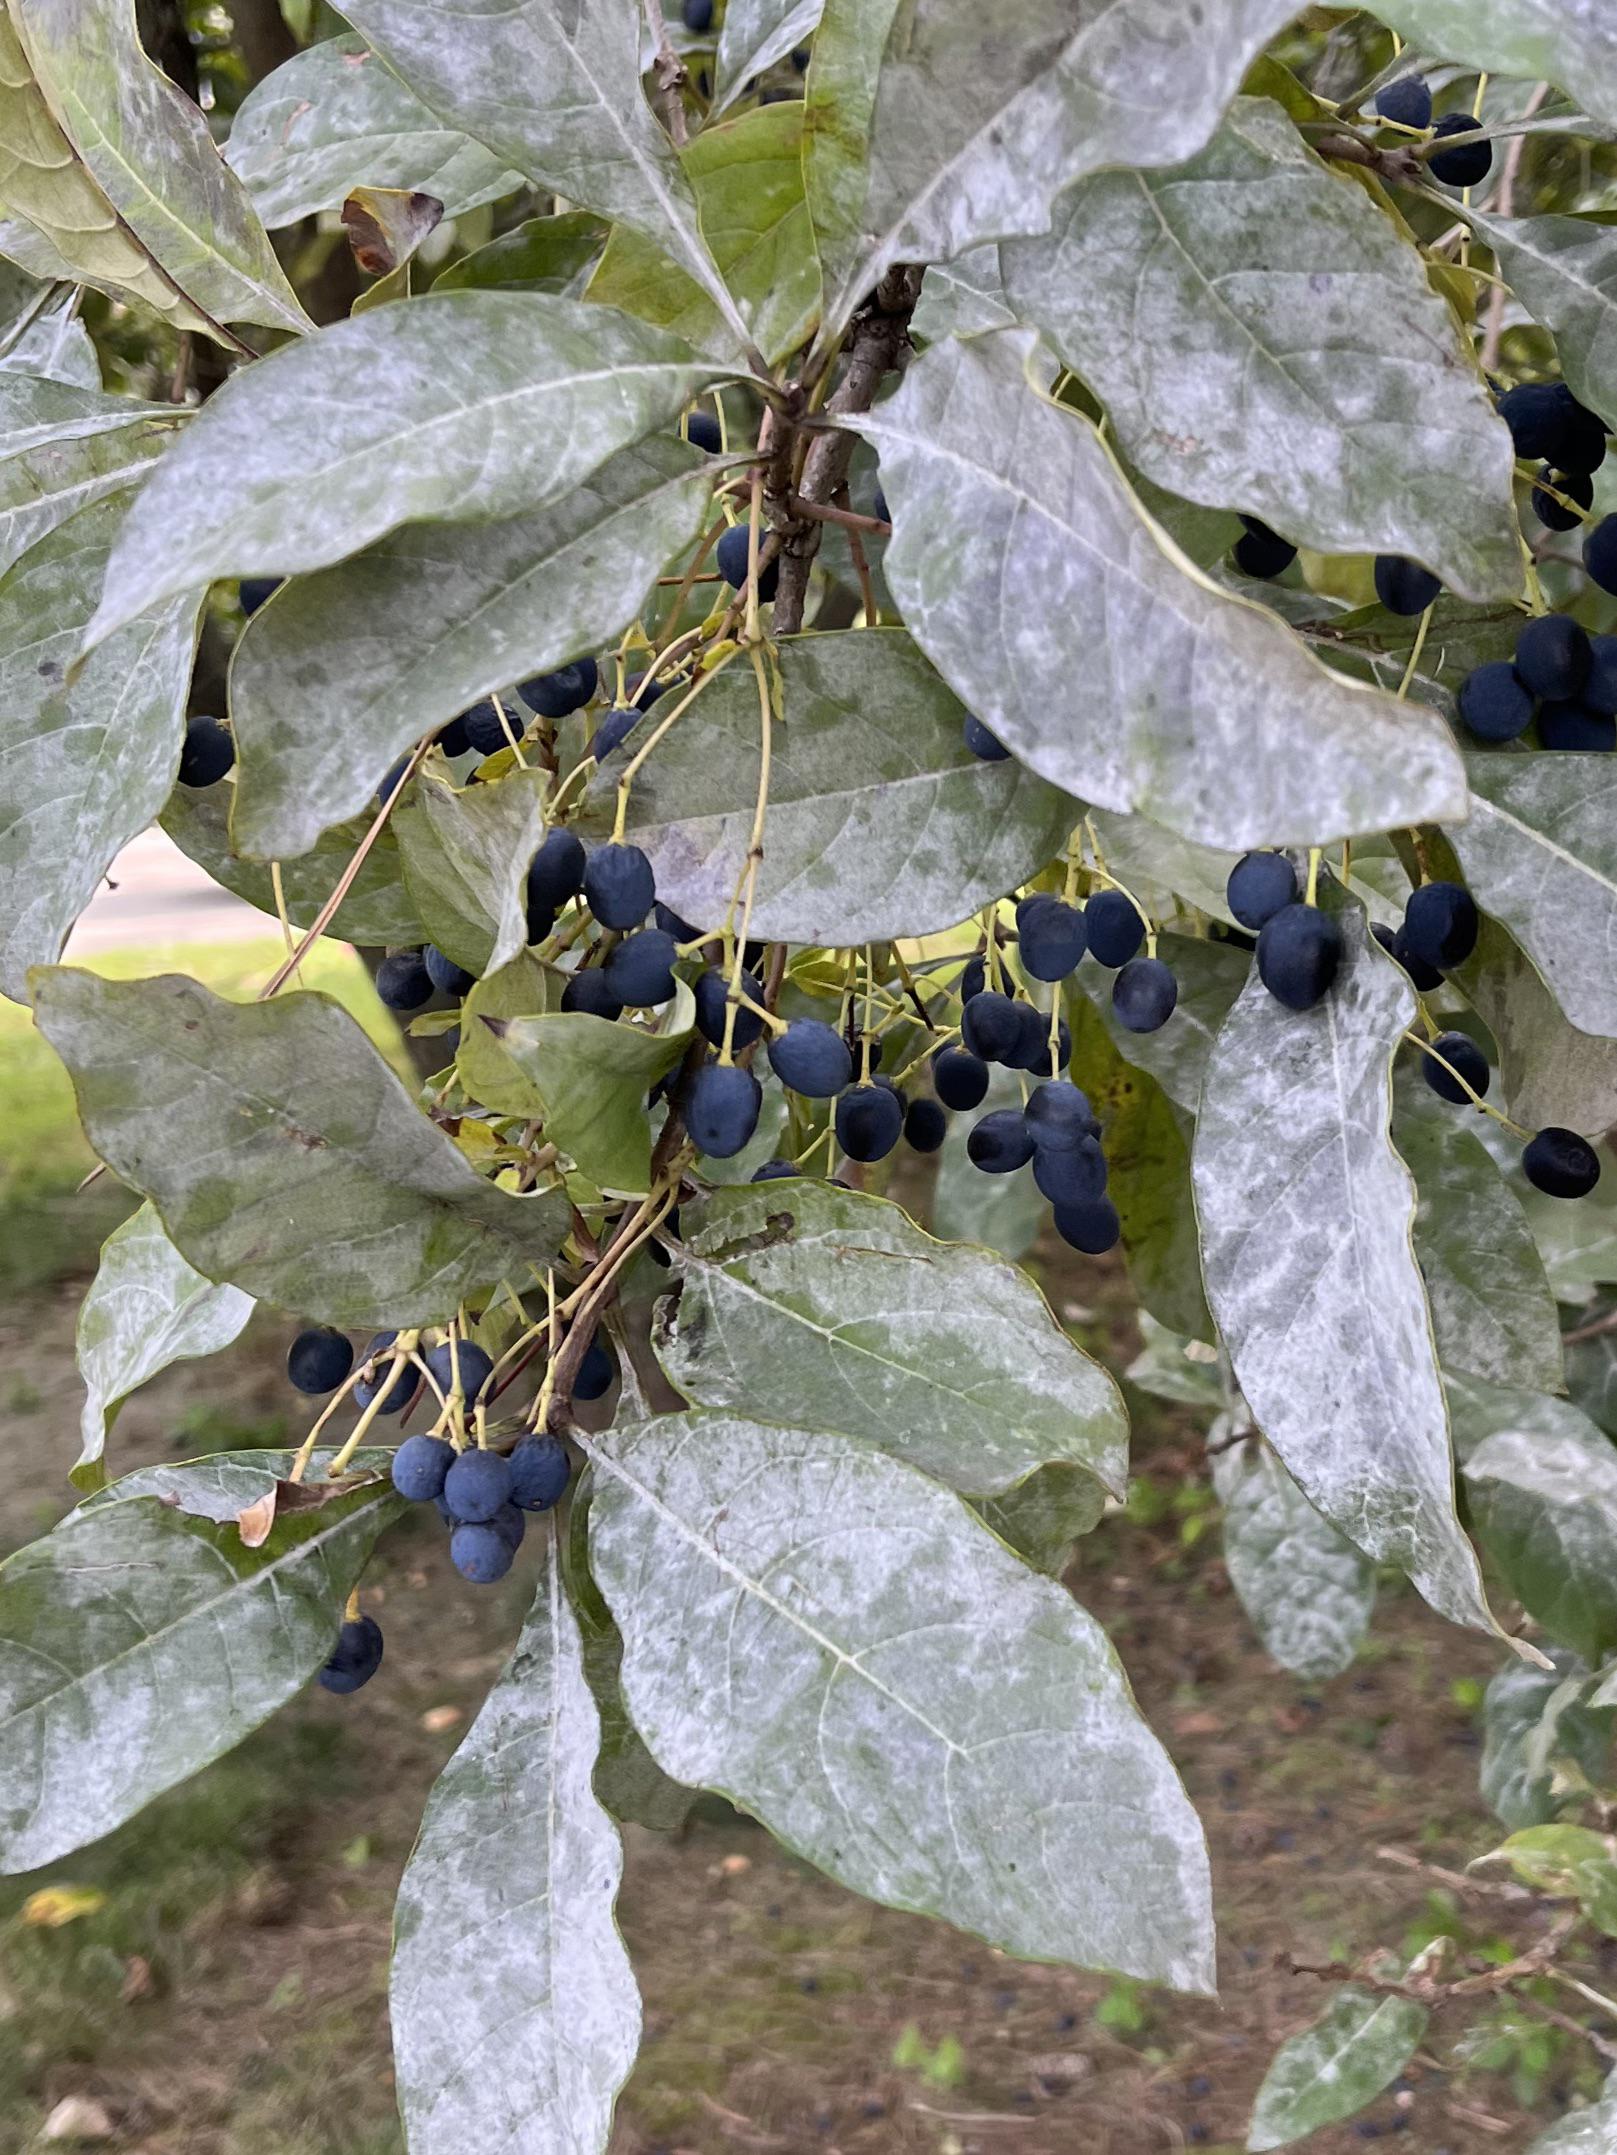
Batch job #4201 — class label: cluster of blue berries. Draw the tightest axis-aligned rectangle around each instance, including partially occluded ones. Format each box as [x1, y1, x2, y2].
[1460, 617, 1617, 752]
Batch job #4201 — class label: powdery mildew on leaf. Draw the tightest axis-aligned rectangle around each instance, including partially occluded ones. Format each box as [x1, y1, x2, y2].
[1247, 1986, 1427, 2150]
[1373, 0, 1617, 132]
[1469, 210, 1617, 436]
[1212, 1441, 1375, 1681]
[1465, 1428, 1617, 1665]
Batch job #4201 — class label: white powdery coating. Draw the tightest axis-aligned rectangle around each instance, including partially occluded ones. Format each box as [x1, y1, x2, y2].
[1213, 1442, 1374, 1682]
[1375, 0, 1617, 131]
[592, 1412, 1216, 1993]
[1465, 1428, 1617, 1665]
[1472, 210, 1617, 439]
[1248, 1987, 1427, 2150]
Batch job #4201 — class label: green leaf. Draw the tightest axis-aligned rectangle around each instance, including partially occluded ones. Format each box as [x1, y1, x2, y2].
[1397, 1083, 1564, 1395]
[971, 1465, 1106, 1576]
[394, 768, 549, 978]
[74, 1202, 254, 1494]
[0, 373, 172, 459]
[804, 0, 1301, 352]
[1370, 1, 1617, 132]
[1449, 753, 1617, 1043]
[1468, 211, 1617, 435]
[84, 293, 731, 654]
[998, 98, 1519, 604]
[223, 33, 520, 225]
[1528, 2074, 1617, 2153]
[588, 104, 819, 366]
[1465, 1425, 1617, 1664]
[1215, 1440, 1376, 1681]
[713, 0, 821, 111]
[79, 1447, 394, 1519]
[1481, 1651, 1612, 1831]
[599, 628, 1076, 941]
[590, 1410, 1215, 1990]
[229, 438, 713, 861]
[493, 987, 696, 1195]
[655, 1180, 1128, 1497]
[1456, 908, 1617, 1139]
[337, 0, 751, 351]
[0, 1477, 398, 1871]
[854, 333, 1468, 849]
[453, 949, 554, 1116]
[1125, 1314, 1224, 1412]
[1075, 932, 1250, 1116]
[931, 1065, 1047, 1261]
[1193, 907, 1496, 1636]
[0, 265, 97, 385]
[433, 211, 607, 297]
[31, 970, 569, 1327]
[1083, 810, 1245, 930]
[1247, 1987, 1427, 2151]
[1067, 990, 1210, 1340]
[911, 242, 1017, 342]
[1445, 1367, 1612, 1467]
[0, 491, 202, 1002]
[1566, 1331, 1617, 1439]
[0, 409, 170, 579]
[391, 1520, 641, 2153]
[161, 779, 426, 950]
[1491, 1824, 1617, 1937]
[0, 0, 306, 338]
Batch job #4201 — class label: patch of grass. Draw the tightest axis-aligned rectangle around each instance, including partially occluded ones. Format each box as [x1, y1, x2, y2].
[0, 939, 405, 1298]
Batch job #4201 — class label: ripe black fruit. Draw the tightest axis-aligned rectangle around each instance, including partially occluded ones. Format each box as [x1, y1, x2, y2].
[519, 658, 598, 718]
[1499, 383, 1573, 462]
[584, 842, 656, 929]
[1374, 555, 1442, 616]
[450, 1523, 515, 1584]
[376, 949, 434, 1012]
[1586, 516, 1617, 596]
[424, 945, 475, 998]
[1016, 895, 1086, 981]
[1372, 921, 1443, 991]
[1024, 1081, 1097, 1151]
[509, 1435, 570, 1511]
[603, 928, 678, 1006]
[574, 1332, 615, 1401]
[392, 1433, 454, 1502]
[426, 1339, 495, 1405]
[355, 1333, 415, 1414]
[715, 522, 779, 599]
[904, 1097, 948, 1153]
[1033, 1137, 1107, 1207]
[967, 1107, 1035, 1174]
[1053, 1197, 1121, 1254]
[769, 1018, 852, 1097]
[462, 698, 519, 756]
[1539, 701, 1616, 752]
[1523, 1126, 1602, 1199]
[684, 409, 722, 452]
[1557, 402, 1610, 477]
[1231, 521, 1296, 580]
[1458, 662, 1533, 743]
[1113, 956, 1178, 1033]
[1084, 890, 1145, 969]
[443, 1447, 514, 1523]
[963, 714, 1010, 761]
[238, 576, 281, 616]
[528, 826, 587, 918]
[682, 0, 712, 29]
[932, 1047, 988, 1111]
[436, 710, 473, 757]
[287, 1327, 354, 1395]
[178, 715, 234, 787]
[1515, 614, 1591, 702]
[960, 990, 1023, 1063]
[1422, 1031, 1489, 1105]
[958, 954, 986, 1003]
[590, 707, 639, 763]
[1428, 113, 1492, 187]
[1531, 467, 1593, 532]
[751, 1157, 798, 1181]
[318, 1614, 384, 1695]
[836, 1083, 903, 1162]
[687, 1061, 763, 1157]
[1226, 851, 1298, 931]
[1586, 637, 1617, 717]
[561, 968, 623, 1021]
[1377, 73, 1432, 129]
[695, 967, 764, 1050]
[1402, 882, 1478, 970]
[1257, 903, 1342, 1011]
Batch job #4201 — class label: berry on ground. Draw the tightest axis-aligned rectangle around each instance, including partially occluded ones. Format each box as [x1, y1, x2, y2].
[287, 1326, 353, 1395]
[1523, 1126, 1602, 1199]
[1257, 903, 1342, 1011]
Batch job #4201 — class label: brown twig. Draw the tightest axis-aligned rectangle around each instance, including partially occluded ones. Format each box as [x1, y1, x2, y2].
[642, 0, 689, 146]
[1314, 131, 1424, 182]
[787, 492, 891, 535]
[1562, 1305, 1617, 1347]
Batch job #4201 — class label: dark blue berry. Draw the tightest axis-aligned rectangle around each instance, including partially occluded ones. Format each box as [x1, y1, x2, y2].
[904, 1097, 948, 1153]
[463, 698, 520, 756]
[443, 1447, 514, 1523]
[932, 1046, 989, 1111]
[684, 408, 722, 452]
[835, 1083, 903, 1162]
[1458, 662, 1533, 743]
[178, 715, 234, 787]
[509, 1435, 570, 1511]
[424, 945, 475, 998]
[590, 707, 640, 763]
[958, 954, 986, 1003]
[1034, 1137, 1108, 1206]
[451, 1522, 515, 1583]
[1428, 112, 1492, 188]
[654, 900, 698, 941]
[960, 990, 1023, 1064]
[1516, 614, 1591, 701]
[603, 927, 678, 1006]
[695, 967, 764, 1050]
[436, 710, 473, 757]
[1422, 1031, 1489, 1105]
[1377, 73, 1432, 128]
[1372, 921, 1443, 991]
[1053, 1197, 1121, 1254]
[1586, 515, 1617, 595]
[1085, 890, 1145, 969]
[584, 842, 656, 929]
[1226, 851, 1298, 930]
[376, 756, 411, 807]
[1232, 525, 1296, 580]
[1524, 1126, 1602, 1198]
[1539, 701, 1616, 751]
[1499, 382, 1576, 462]
[392, 1433, 454, 1502]
[769, 1019, 853, 1097]
[716, 522, 779, 599]
[287, 1326, 353, 1395]
[1024, 1080, 1097, 1151]
[318, 1614, 383, 1694]
[1113, 956, 1177, 1033]
[519, 658, 597, 718]
[1531, 466, 1592, 531]
[1374, 555, 1442, 615]
[967, 1107, 1035, 1174]
[1403, 882, 1478, 970]
[527, 827, 587, 925]
[1585, 636, 1617, 716]
[1557, 402, 1609, 476]
[687, 1061, 763, 1156]
[560, 967, 623, 1021]
[963, 714, 1010, 761]
[376, 949, 433, 1011]
[751, 1157, 799, 1180]
[682, 0, 712, 29]
[1257, 903, 1342, 1010]
[425, 1340, 495, 1405]
[238, 576, 281, 616]
[1016, 895, 1086, 981]
[355, 1333, 415, 1414]
[493, 1499, 527, 1551]
[574, 1331, 615, 1400]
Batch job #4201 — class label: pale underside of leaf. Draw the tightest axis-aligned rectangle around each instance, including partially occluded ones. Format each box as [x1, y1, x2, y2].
[391, 1521, 640, 2155]
[394, 766, 550, 977]
[655, 1180, 1128, 1497]
[1247, 1985, 1428, 2151]
[0, 411, 165, 579]
[75, 1201, 254, 1487]
[997, 97, 1519, 602]
[1192, 910, 1497, 1637]
[597, 626, 1077, 941]
[228, 437, 714, 860]
[83, 291, 730, 655]
[1371, 0, 1617, 133]
[1465, 1428, 1617, 1665]
[224, 33, 521, 225]
[1448, 754, 1617, 1043]
[714, 0, 823, 113]
[0, 1484, 395, 1872]
[1455, 910, 1617, 1138]
[1213, 1440, 1375, 1681]
[31, 969, 568, 1327]
[853, 332, 1469, 850]
[590, 1412, 1216, 1992]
